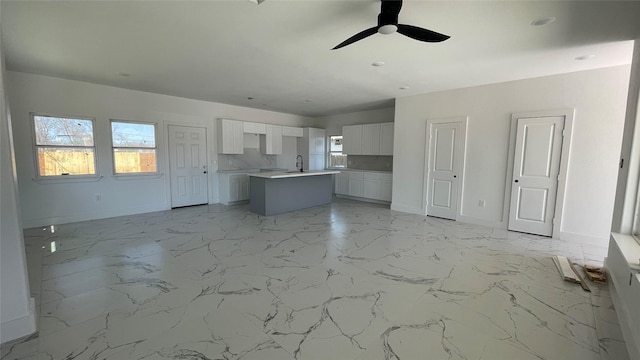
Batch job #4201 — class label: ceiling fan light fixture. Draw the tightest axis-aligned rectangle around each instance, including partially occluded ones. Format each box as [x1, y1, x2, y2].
[378, 24, 398, 35]
[248, 0, 266, 4]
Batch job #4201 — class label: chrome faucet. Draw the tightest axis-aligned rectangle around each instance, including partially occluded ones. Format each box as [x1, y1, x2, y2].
[296, 155, 304, 172]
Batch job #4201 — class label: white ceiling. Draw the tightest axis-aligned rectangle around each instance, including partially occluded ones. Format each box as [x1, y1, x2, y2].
[2, 1, 640, 117]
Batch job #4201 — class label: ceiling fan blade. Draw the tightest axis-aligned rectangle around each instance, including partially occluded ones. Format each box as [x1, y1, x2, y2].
[379, 0, 402, 26]
[331, 26, 379, 50]
[397, 24, 450, 43]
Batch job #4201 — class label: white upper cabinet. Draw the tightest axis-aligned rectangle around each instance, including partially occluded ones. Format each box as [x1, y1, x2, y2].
[218, 119, 244, 154]
[362, 124, 381, 155]
[282, 126, 304, 137]
[243, 122, 266, 134]
[342, 125, 362, 155]
[343, 122, 394, 156]
[380, 122, 394, 155]
[260, 124, 283, 154]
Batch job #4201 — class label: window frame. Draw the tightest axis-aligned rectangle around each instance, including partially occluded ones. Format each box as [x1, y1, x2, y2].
[327, 134, 347, 169]
[109, 119, 159, 176]
[30, 112, 99, 179]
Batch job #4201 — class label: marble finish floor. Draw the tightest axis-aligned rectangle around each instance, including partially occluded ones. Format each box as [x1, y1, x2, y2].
[1, 199, 630, 360]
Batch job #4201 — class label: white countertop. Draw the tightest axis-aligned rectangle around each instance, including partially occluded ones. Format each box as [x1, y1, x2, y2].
[217, 168, 287, 174]
[248, 170, 340, 179]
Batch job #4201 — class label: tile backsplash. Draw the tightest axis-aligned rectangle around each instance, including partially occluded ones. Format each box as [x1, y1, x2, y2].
[218, 149, 277, 170]
[347, 155, 393, 172]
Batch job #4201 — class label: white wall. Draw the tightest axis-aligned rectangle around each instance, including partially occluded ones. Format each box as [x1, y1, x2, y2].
[612, 39, 640, 234]
[314, 106, 395, 137]
[393, 65, 631, 245]
[1, 43, 35, 343]
[7, 71, 313, 228]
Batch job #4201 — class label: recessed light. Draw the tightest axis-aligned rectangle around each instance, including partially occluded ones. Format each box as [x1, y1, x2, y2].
[118, 72, 131, 77]
[372, 61, 385, 67]
[575, 54, 596, 61]
[531, 17, 556, 26]
[399, 86, 410, 90]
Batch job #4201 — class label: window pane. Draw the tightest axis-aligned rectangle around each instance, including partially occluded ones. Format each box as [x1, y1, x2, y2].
[37, 147, 95, 176]
[330, 136, 343, 152]
[112, 122, 156, 148]
[114, 149, 157, 173]
[330, 153, 347, 168]
[34, 116, 94, 146]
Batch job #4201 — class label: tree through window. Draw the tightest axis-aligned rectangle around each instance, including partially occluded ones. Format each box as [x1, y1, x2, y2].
[32, 114, 96, 176]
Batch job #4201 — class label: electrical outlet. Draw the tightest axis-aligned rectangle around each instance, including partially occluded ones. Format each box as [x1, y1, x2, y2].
[478, 200, 485, 208]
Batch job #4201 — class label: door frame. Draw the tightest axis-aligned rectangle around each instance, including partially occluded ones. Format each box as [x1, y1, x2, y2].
[503, 109, 574, 237]
[422, 116, 469, 217]
[162, 117, 215, 208]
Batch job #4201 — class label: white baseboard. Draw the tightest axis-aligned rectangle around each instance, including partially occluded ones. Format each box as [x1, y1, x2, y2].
[0, 297, 36, 344]
[456, 215, 505, 229]
[336, 194, 391, 206]
[390, 203, 425, 215]
[558, 231, 609, 247]
[21, 204, 167, 228]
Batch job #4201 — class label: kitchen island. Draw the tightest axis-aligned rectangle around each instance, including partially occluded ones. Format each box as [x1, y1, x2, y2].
[248, 170, 340, 216]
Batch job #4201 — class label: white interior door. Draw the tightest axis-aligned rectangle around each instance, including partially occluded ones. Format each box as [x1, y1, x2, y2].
[427, 122, 463, 220]
[508, 116, 564, 236]
[169, 125, 208, 208]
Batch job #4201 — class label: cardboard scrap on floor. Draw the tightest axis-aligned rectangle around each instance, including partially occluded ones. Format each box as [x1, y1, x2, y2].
[552, 255, 591, 292]
[583, 265, 607, 284]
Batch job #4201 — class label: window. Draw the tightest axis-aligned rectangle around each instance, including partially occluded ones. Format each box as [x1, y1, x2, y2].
[32, 114, 97, 177]
[111, 120, 157, 174]
[329, 135, 347, 168]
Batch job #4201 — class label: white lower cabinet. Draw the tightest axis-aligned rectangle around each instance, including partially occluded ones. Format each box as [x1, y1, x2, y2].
[335, 172, 349, 195]
[348, 172, 364, 197]
[335, 170, 391, 202]
[219, 173, 250, 205]
[379, 174, 392, 202]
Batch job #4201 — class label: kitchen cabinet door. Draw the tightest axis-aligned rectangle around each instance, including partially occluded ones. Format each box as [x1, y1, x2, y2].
[261, 125, 283, 154]
[335, 172, 349, 195]
[282, 126, 303, 137]
[243, 122, 266, 134]
[363, 179, 378, 199]
[229, 174, 250, 201]
[379, 180, 392, 201]
[361, 124, 381, 155]
[218, 119, 244, 154]
[380, 123, 394, 155]
[348, 171, 364, 197]
[342, 125, 362, 155]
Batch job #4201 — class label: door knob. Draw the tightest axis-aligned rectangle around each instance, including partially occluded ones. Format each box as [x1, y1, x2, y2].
[453, 175, 457, 178]
[204, 171, 208, 174]
[514, 179, 519, 183]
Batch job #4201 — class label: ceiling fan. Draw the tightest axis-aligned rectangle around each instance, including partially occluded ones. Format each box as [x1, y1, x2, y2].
[332, 0, 450, 50]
